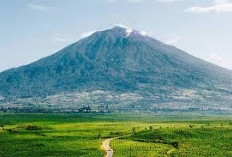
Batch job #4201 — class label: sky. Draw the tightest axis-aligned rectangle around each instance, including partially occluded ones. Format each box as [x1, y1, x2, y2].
[0, 0, 232, 72]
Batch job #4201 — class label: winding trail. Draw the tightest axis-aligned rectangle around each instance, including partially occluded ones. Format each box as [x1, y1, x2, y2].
[101, 134, 176, 157]
[102, 135, 132, 157]
[102, 138, 115, 157]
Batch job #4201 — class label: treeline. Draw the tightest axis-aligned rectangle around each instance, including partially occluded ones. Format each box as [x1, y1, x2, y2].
[0, 105, 111, 113]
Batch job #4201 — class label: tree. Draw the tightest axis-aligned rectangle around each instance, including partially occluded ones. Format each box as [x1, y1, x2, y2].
[149, 126, 153, 130]
[172, 142, 179, 149]
[0, 124, 4, 130]
[97, 133, 101, 139]
[132, 127, 136, 134]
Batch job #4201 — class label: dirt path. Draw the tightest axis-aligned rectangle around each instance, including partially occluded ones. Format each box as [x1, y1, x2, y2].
[102, 135, 131, 157]
[102, 138, 115, 157]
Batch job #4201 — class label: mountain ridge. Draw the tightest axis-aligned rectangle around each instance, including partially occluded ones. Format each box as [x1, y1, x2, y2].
[0, 26, 232, 112]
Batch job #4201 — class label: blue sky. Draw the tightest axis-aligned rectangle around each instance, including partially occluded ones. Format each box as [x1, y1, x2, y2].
[1, 0, 232, 71]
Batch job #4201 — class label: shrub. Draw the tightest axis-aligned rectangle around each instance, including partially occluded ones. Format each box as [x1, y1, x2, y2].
[172, 141, 179, 148]
[25, 125, 42, 131]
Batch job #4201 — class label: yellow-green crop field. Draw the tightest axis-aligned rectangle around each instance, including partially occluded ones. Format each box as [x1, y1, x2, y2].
[0, 113, 231, 157]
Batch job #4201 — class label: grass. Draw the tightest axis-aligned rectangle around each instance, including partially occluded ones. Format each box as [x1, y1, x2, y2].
[0, 113, 231, 156]
[118, 126, 232, 156]
[111, 139, 173, 157]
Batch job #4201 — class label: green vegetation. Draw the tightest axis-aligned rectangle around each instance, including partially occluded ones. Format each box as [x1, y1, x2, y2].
[115, 126, 232, 156]
[111, 139, 173, 157]
[0, 113, 231, 156]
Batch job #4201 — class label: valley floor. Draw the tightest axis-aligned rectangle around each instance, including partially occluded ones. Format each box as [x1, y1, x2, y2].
[0, 113, 231, 157]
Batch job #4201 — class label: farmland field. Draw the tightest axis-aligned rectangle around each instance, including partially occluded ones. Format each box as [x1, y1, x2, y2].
[0, 113, 231, 157]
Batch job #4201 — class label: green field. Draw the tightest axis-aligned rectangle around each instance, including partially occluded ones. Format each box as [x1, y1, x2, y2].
[0, 113, 231, 157]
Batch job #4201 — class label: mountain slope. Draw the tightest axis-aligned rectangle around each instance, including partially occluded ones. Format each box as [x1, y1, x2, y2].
[0, 26, 232, 112]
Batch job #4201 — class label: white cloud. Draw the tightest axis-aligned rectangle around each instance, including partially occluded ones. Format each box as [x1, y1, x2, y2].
[112, 24, 134, 36]
[165, 35, 182, 45]
[139, 31, 148, 36]
[52, 34, 70, 45]
[114, 24, 131, 29]
[27, 3, 52, 12]
[80, 25, 132, 39]
[186, 0, 232, 13]
[126, 28, 133, 36]
[79, 31, 96, 39]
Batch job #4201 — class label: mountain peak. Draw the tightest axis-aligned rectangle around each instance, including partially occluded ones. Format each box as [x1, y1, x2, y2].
[111, 24, 130, 30]
[109, 25, 148, 37]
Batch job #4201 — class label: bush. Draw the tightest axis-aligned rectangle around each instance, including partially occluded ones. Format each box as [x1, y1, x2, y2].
[25, 125, 42, 131]
[172, 141, 179, 148]
[6, 128, 18, 134]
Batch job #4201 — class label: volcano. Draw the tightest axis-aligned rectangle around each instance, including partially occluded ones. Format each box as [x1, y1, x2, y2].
[0, 26, 232, 112]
